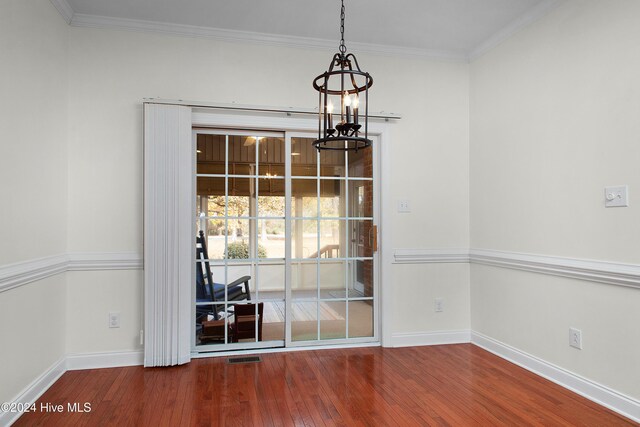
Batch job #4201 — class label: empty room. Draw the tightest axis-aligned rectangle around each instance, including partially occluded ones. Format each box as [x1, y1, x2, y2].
[1, 0, 639, 425]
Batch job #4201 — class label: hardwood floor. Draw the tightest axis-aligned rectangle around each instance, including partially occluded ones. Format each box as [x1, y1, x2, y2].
[15, 344, 637, 426]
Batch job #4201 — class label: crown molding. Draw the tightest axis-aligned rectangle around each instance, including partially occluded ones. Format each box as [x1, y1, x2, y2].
[53, 1, 565, 63]
[470, 249, 640, 289]
[49, 0, 74, 24]
[468, 0, 564, 61]
[69, 13, 468, 62]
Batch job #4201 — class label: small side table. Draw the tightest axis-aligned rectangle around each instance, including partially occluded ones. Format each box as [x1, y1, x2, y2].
[200, 319, 233, 343]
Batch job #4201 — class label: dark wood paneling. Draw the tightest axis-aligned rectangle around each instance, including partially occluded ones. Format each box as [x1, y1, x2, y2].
[15, 345, 637, 426]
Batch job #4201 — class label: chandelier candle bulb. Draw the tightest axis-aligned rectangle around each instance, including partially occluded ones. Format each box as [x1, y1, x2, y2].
[344, 92, 352, 123]
[353, 94, 359, 126]
[327, 102, 334, 129]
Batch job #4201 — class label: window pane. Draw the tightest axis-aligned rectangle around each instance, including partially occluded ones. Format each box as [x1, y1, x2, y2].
[319, 261, 346, 298]
[350, 219, 374, 258]
[258, 195, 285, 217]
[258, 178, 285, 199]
[319, 181, 344, 217]
[257, 263, 284, 300]
[348, 180, 373, 218]
[292, 220, 317, 259]
[320, 149, 345, 177]
[320, 301, 346, 340]
[197, 219, 225, 259]
[348, 300, 374, 338]
[258, 137, 285, 177]
[291, 137, 317, 177]
[348, 146, 372, 178]
[228, 135, 256, 175]
[197, 177, 225, 200]
[350, 259, 374, 298]
[292, 179, 317, 217]
[228, 178, 253, 215]
[196, 305, 233, 345]
[292, 261, 316, 299]
[258, 219, 284, 259]
[292, 301, 318, 341]
[226, 219, 253, 259]
[320, 220, 343, 258]
[197, 134, 225, 175]
[262, 300, 285, 341]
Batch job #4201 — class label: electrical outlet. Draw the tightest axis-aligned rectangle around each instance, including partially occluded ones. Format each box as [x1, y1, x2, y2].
[109, 312, 121, 328]
[569, 327, 582, 349]
[434, 298, 444, 313]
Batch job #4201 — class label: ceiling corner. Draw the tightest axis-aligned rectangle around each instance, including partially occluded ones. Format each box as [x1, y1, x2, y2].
[49, 0, 75, 24]
[467, 0, 565, 62]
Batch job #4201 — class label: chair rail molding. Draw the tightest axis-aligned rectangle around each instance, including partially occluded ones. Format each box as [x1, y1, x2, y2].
[470, 248, 640, 289]
[392, 247, 640, 289]
[0, 255, 68, 293]
[0, 252, 143, 293]
[393, 248, 470, 264]
[67, 251, 143, 271]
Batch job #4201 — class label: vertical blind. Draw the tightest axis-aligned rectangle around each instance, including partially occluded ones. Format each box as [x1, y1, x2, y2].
[143, 104, 192, 366]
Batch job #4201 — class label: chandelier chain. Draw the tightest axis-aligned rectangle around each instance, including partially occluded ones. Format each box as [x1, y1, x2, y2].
[339, 0, 346, 55]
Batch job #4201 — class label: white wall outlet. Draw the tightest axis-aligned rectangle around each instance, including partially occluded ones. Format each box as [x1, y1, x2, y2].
[398, 199, 411, 213]
[604, 185, 628, 207]
[434, 298, 444, 313]
[569, 327, 582, 349]
[109, 312, 121, 328]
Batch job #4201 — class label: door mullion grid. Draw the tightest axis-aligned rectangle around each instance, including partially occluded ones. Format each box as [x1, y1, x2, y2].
[316, 147, 321, 341]
[194, 130, 379, 352]
[284, 133, 293, 346]
[224, 134, 229, 343]
[254, 134, 260, 342]
[344, 146, 350, 339]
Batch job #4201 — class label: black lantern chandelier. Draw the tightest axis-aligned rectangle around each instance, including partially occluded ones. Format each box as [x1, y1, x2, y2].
[312, 0, 373, 151]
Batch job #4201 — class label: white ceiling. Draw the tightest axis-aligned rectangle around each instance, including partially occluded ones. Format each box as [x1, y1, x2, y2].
[58, 0, 561, 60]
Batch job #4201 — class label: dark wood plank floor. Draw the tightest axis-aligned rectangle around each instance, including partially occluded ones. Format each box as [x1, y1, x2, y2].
[15, 344, 637, 426]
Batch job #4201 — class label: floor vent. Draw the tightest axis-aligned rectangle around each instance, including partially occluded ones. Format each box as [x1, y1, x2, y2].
[227, 356, 262, 364]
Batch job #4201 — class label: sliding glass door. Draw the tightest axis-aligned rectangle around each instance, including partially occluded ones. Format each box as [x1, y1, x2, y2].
[193, 129, 377, 352]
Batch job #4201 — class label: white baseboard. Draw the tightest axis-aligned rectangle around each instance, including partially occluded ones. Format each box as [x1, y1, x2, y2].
[391, 330, 471, 347]
[471, 331, 640, 423]
[66, 350, 144, 371]
[0, 357, 66, 427]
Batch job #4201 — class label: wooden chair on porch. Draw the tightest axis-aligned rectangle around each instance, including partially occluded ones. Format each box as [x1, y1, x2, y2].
[196, 230, 251, 322]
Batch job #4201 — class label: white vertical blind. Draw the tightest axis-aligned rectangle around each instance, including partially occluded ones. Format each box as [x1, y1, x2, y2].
[144, 104, 193, 366]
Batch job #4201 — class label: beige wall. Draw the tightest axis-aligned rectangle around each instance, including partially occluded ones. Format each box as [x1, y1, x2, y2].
[470, 0, 640, 400]
[0, 0, 68, 404]
[65, 27, 472, 352]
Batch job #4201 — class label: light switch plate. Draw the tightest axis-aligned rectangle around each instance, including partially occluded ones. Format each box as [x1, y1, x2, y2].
[604, 186, 628, 208]
[398, 199, 411, 213]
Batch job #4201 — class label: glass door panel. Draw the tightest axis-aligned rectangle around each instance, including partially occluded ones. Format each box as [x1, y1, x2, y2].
[194, 131, 377, 352]
[195, 131, 285, 351]
[288, 135, 376, 346]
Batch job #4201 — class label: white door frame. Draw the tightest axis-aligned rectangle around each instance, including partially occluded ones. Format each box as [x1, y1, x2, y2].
[189, 107, 394, 350]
